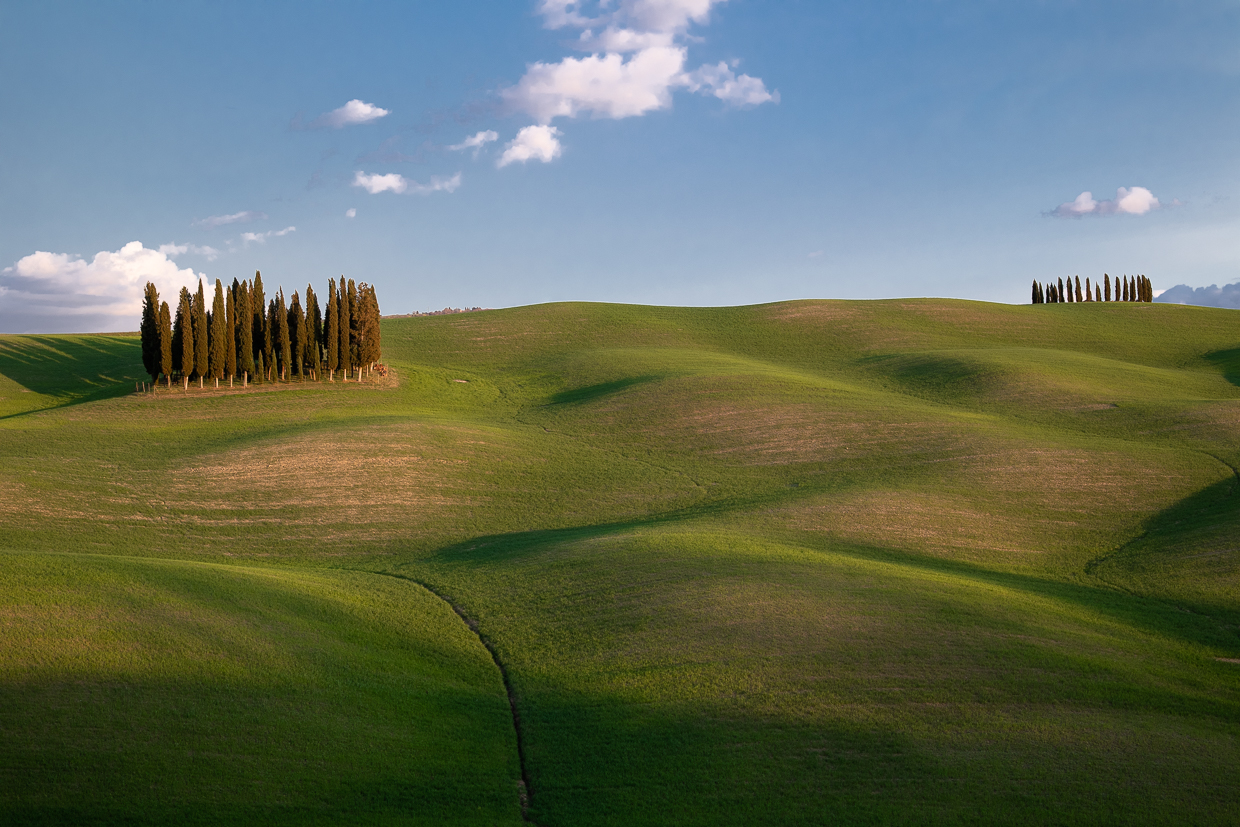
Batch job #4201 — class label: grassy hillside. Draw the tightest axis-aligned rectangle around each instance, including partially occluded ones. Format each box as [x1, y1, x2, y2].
[0, 299, 1237, 824]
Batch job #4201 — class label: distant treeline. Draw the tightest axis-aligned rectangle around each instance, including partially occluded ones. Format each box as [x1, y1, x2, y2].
[1032, 274, 1152, 304]
[139, 273, 381, 389]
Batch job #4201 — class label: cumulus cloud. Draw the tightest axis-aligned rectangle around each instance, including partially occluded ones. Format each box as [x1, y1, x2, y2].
[240, 226, 296, 245]
[194, 210, 266, 228]
[1050, 186, 1162, 218]
[310, 99, 390, 129]
[352, 170, 462, 195]
[498, 0, 776, 160]
[158, 243, 221, 261]
[346, 208, 357, 218]
[0, 242, 203, 332]
[681, 61, 779, 106]
[497, 125, 564, 167]
[449, 130, 500, 152]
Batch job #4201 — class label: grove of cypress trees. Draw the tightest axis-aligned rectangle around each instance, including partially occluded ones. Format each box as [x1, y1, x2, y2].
[159, 300, 173, 388]
[277, 291, 292, 381]
[176, 288, 195, 390]
[238, 282, 254, 384]
[225, 286, 238, 385]
[209, 280, 226, 386]
[338, 279, 352, 380]
[357, 283, 381, 370]
[140, 282, 161, 383]
[325, 279, 339, 380]
[194, 280, 209, 387]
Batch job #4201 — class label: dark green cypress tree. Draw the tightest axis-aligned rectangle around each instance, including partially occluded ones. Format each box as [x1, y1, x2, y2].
[251, 272, 267, 376]
[238, 282, 254, 383]
[347, 279, 360, 370]
[264, 299, 277, 381]
[288, 291, 305, 379]
[1031, 280, 1039, 304]
[357, 283, 381, 369]
[1104, 273, 1111, 301]
[1124, 276, 1131, 302]
[325, 278, 339, 379]
[1075, 275, 1083, 303]
[305, 285, 321, 377]
[158, 301, 173, 388]
[176, 288, 195, 389]
[140, 282, 160, 383]
[1084, 277, 1092, 301]
[338, 279, 352, 379]
[225, 286, 238, 384]
[209, 279, 226, 385]
[1058, 278, 1065, 303]
[277, 291, 292, 381]
[194, 280, 209, 386]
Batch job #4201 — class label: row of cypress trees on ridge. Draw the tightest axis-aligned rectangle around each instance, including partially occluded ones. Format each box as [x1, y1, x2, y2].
[139, 272, 381, 390]
[1031, 273, 1153, 304]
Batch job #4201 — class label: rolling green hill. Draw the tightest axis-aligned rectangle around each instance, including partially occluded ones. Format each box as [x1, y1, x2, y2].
[1, 299, 1237, 825]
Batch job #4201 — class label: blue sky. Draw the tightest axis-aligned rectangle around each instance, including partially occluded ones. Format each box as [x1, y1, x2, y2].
[1, 0, 1237, 332]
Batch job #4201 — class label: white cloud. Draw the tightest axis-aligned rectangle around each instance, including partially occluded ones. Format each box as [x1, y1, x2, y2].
[352, 170, 462, 195]
[194, 210, 266, 228]
[1050, 186, 1162, 218]
[498, 125, 564, 167]
[502, 47, 688, 123]
[241, 226, 297, 245]
[346, 208, 357, 218]
[681, 61, 779, 106]
[0, 242, 203, 329]
[539, 0, 722, 36]
[158, 243, 221, 261]
[449, 130, 499, 152]
[311, 99, 390, 129]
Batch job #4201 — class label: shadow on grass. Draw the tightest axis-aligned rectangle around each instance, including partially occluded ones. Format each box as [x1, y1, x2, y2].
[0, 335, 142, 415]
[1204, 346, 1240, 388]
[545, 374, 662, 406]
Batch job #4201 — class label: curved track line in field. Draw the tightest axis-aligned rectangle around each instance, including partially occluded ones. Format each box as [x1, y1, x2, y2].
[356, 569, 540, 826]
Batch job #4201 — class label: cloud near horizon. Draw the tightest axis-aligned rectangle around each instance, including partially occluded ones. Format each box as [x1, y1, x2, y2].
[1050, 186, 1162, 218]
[193, 210, 266, 228]
[0, 242, 204, 331]
[352, 171, 462, 195]
[241, 226, 296, 245]
[498, 125, 563, 167]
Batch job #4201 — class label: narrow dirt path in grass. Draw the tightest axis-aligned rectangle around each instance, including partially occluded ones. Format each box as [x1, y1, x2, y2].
[356, 569, 541, 825]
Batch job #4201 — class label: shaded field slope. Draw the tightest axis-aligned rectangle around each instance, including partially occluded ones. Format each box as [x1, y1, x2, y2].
[1, 299, 1238, 825]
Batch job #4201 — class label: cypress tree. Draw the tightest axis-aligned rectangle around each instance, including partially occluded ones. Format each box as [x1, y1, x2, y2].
[264, 298, 277, 381]
[1074, 275, 1082, 303]
[158, 301, 173, 388]
[1103, 273, 1111, 301]
[305, 285, 322, 377]
[238, 282, 254, 383]
[140, 282, 160, 383]
[176, 288, 195, 389]
[225, 286, 238, 384]
[1031, 280, 1039, 304]
[194, 280, 209, 387]
[288, 291, 305, 379]
[209, 279, 226, 386]
[1144, 275, 1153, 302]
[1095, 283, 1101, 302]
[325, 279, 339, 380]
[1125, 276, 1132, 302]
[277, 291, 291, 381]
[1084, 277, 1092, 301]
[347, 279, 360, 371]
[357, 283, 381, 370]
[1058, 278, 1065, 303]
[251, 272, 267, 377]
[338, 279, 352, 379]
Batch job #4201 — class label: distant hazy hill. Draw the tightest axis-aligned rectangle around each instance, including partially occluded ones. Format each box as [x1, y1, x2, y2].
[1156, 282, 1240, 308]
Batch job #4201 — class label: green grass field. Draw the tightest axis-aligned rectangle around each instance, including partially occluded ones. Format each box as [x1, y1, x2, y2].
[1, 299, 1237, 824]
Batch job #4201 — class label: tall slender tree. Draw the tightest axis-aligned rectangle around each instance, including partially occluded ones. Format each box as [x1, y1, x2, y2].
[264, 298, 276, 381]
[338, 278, 352, 379]
[277, 291, 292, 381]
[193, 280, 209, 387]
[1104, 273, 1112, 301]
[238, 281, 254, 383]
[288, 291, 306, 379]
[1085, 277, 1092, 301]
[347, 279, 360, 370]
[1074, 275, 1083, 303]
[251, 271, 267, 377]
[225, 285, 238, 384]
[209, 280, 227, 386]
[176, 288, 195, 390]
[1095, 283, 1101, 302]
[158, 300, 173, 388]
[305, 284, 322, 377]
[1031, 280, 1040, 304]
[140, 282, 161, 384]
[357, 283, 381, 370]
[325, 278, 339, 380]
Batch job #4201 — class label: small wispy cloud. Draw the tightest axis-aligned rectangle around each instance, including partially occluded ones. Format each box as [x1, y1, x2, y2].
[158, 243, 221, 261]
[306, 99, 390, 129]
[1049, 186, 1162, 218]
[352, 171, 462, 195]
[346, 208, 357, 218]
[194, 210, 267, 228]
[497, 125, 563, 168]
[241, 226, 297, 245]
[449, 130, 500, 158]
